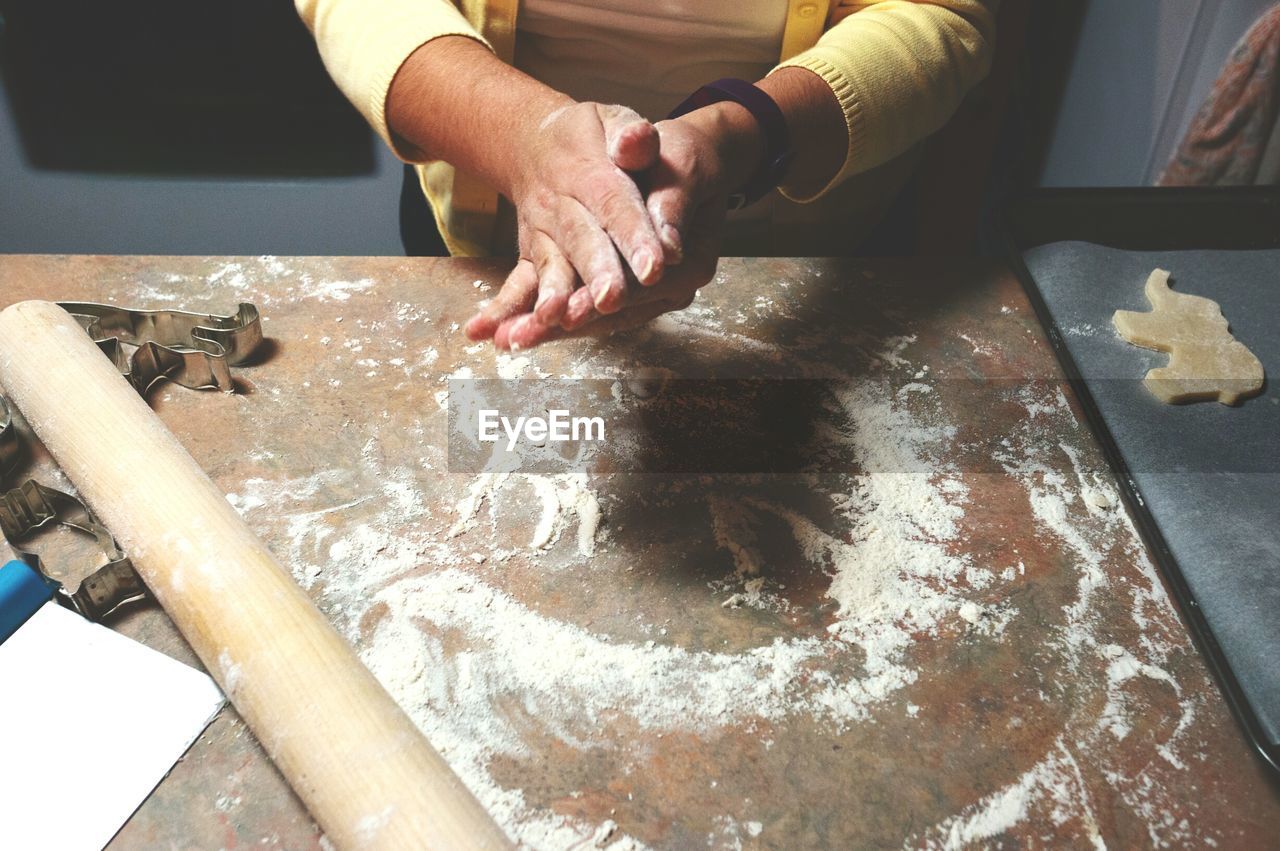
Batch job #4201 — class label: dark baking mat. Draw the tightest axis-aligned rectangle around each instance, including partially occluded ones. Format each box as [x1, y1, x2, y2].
[1022, 241, 1280, 753]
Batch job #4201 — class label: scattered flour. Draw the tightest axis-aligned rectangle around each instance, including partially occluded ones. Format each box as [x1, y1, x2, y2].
[451, 472, 603, 559]
[913, 740, 1104, 850]
[982, 385, 1205, 847]
[214, 795, 242, 813]
[217, 649, 242, 696]
[217, 281, 1213, 848]
[123, 258, 384, 314]
[246, 331, 1017, 846]
[298, 277, 375, 303]
[354, 805, 394, 844]
[225, 491, 265, 515]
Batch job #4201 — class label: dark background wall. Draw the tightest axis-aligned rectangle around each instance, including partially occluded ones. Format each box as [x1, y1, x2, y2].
[0, 0, 405, 254]
[1038, 0, 1277, 187]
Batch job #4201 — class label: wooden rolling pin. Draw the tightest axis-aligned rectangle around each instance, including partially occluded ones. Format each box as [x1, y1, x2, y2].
[0, 301, 510, 851]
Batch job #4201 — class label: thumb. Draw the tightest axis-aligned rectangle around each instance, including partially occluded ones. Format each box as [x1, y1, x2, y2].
[646, 178, 692, 265]
[599, 104, 659, 173]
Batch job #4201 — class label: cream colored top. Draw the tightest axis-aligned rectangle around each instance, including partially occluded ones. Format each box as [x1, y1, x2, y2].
[516, 0, 789, 123]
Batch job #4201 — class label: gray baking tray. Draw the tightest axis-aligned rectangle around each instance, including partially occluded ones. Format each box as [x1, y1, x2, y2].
[1008, 189, 1280, 774]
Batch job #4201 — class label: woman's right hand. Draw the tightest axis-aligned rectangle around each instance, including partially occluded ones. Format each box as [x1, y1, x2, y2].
[463, 101, 675, 341]
[384, 37, 670, 339]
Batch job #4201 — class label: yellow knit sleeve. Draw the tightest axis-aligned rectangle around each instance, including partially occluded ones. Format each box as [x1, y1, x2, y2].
[772, 0, 997, 202]
[295, 0, 491, 160]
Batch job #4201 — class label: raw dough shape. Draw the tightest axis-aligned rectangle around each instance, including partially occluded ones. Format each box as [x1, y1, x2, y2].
[1112, 268, 1264, 406]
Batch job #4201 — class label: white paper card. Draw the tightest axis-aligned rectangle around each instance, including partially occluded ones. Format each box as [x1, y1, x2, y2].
[0, 602, 224, 849]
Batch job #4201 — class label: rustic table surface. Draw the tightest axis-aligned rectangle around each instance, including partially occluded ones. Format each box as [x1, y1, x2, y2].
[0, 254, 1276, 849]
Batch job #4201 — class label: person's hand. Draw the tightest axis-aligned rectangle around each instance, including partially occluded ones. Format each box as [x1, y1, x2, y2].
[465, 101, 675, 342]
[387, 39, 674, 328]
[485, 104, 765, 349]
[491, 200, 725, 348]
[386, 40, 842, 349]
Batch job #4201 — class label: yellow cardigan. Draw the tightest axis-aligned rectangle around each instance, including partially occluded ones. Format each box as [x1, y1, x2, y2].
[296, 0, 997, 255]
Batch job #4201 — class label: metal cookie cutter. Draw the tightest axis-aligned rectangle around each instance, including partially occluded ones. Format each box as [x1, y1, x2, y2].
[58, 302, 262, 394]
[0, 397, 18, 480]
[0, 480, 146, 621]
[0, 300, 263, 619]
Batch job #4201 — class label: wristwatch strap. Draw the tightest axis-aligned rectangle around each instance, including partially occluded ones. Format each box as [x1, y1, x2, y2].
[668, 78, 794, 209]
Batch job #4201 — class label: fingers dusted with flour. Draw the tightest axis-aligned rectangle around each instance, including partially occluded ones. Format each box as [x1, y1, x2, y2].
[511, 103, 667, 311]
[465, 260, 539, 341]
[530, 231, 577, 324]
[494, 293, 685, 351]
[501, 200, 723, 350]
[509, 103, 667, 335]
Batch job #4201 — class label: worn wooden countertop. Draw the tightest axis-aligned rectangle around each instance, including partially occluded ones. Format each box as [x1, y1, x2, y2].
[0, 255, 1276, 849]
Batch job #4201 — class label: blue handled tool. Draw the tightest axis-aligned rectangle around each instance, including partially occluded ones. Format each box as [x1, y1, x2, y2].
[0, 559, 56, 645]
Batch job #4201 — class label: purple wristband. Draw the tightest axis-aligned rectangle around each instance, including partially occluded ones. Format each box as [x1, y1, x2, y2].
[667, 78, 794, 209]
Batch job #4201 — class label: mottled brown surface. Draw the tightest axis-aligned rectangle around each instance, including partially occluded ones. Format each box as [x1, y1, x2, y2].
[0, 255, 1276, 849]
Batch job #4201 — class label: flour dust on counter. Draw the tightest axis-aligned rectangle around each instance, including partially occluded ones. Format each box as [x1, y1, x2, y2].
[199, 257, 1234, 849]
